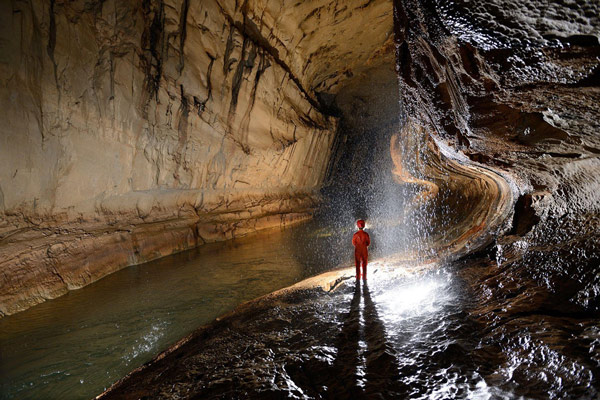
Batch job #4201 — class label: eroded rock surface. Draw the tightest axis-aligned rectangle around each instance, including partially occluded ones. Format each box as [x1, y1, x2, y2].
[74, 0, 600, 398]
[98, 262, 599, 399]
[2, 0, 599, 394]
[393, 0, 600, 307]
[392, 0, 600, 397]
[0, 0, 394, 316]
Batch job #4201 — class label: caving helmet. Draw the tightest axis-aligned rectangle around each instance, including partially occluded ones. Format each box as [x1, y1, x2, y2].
[356, 219, 366, 229]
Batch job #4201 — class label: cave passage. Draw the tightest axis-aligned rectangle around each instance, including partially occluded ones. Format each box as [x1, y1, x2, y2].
[2, 0, 600, 398]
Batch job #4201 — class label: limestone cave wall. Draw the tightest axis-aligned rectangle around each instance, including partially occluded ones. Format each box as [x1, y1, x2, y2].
[0, 0, 394, 316]
[394, 0, 600, 306]
[393, 0, 600, 390]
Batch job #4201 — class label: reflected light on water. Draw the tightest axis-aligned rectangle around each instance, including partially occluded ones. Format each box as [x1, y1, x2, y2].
[372, 266, 454, 323]
[378, 279, 441, 313]
[0, 221, 345, 400]
[362, 267, 506, 399]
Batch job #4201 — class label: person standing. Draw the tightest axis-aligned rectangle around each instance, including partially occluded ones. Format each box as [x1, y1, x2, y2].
[352, 219, 370, 280]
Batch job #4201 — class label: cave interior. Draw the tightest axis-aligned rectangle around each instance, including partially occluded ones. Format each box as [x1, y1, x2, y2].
[1, 0, 600, 398]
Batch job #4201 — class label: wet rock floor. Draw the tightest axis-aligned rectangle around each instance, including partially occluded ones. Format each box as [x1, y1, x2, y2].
[99, 259, 600, 400]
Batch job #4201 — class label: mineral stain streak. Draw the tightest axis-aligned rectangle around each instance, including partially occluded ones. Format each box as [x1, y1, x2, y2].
[1, 0, 358, 316]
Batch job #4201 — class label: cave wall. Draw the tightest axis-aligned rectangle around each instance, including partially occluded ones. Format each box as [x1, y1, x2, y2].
[394, 0, 600, 303]
[0, 0, 394, 316]
[323, 43, 514, 261]
[394, 0, 600, 394]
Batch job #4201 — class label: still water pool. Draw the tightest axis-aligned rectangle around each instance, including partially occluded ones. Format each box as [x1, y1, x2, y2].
[0, 220, 350, 400]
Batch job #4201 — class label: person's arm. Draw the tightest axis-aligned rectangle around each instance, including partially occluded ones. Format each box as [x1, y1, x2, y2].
[352, 233, 357, 247]
[366, 233, 371, 247]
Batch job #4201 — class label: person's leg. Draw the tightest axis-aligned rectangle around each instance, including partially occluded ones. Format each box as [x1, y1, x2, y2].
[355, 254, 361, 279]
[362, 256, 368, 280]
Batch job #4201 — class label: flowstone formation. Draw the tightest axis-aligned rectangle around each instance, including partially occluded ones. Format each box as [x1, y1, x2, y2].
[394, 0, 600, 304]
[0, 0, 394, 316]
[393, 0, 600, 396]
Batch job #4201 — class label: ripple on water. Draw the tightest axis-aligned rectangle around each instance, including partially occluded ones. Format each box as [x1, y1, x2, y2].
[0, 221, 350, 400]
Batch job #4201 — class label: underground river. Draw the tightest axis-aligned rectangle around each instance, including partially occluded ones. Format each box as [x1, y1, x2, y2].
[3, 207, 599, 400]
[1, 0, 599, 399]
[0, 218, 353, 400]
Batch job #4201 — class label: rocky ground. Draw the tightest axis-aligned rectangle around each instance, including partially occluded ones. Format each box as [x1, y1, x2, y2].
[97, 256, 599, 400]
[2, 0, 599, 396]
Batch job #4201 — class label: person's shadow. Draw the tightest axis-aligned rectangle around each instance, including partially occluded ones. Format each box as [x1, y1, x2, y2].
[327, 281, 406, 399]
[328, 282, 363, 398]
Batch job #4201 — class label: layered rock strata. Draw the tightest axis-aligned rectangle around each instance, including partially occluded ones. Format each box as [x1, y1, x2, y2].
[0, 0, 394, 316]
[394, 0, 600, 310]
[392, 0, 600, 395]
[324, 64, 514, 262]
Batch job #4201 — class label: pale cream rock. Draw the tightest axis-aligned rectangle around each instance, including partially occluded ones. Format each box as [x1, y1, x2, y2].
[0, 0, 394, 316]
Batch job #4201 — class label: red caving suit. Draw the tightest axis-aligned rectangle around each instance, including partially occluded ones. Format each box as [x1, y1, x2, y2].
[352, 229, 371, 279]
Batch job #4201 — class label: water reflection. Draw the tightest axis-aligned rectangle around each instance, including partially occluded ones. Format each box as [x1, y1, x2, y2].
[374, 270, 490, 399]
[0, 220, 350, 400]
[328, 269, 507, 400]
